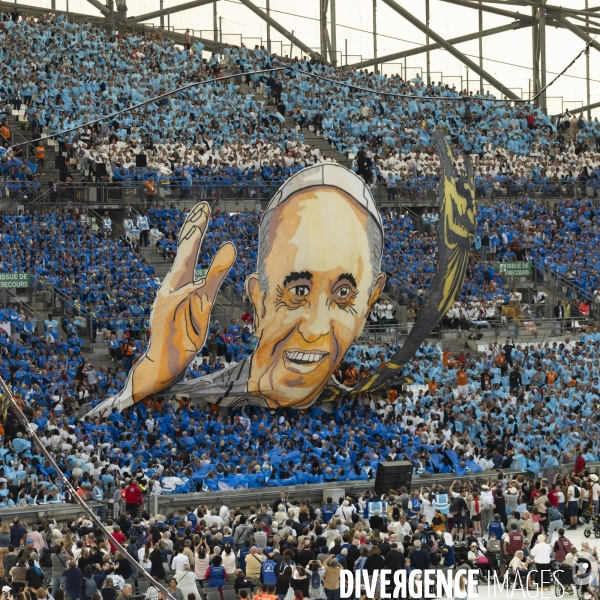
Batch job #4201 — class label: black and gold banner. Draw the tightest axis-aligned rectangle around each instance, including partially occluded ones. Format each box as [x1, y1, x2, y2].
[353, 131, 476, 394]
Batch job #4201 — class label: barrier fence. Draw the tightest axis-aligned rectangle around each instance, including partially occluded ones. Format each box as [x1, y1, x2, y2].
[2, 277, 591, 352]
[0, 462, 595, 523]
[2, 179, 597, 208]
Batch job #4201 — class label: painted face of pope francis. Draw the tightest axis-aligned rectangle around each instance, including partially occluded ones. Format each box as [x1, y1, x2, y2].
[246, 185, 385, 408]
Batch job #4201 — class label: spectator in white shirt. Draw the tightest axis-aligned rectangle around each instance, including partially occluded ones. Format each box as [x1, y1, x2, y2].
[171, 549, 190, 573]
[530, 535, 553, 589]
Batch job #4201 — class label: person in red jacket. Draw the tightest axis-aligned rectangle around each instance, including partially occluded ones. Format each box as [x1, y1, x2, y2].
[526, 113, 535, 130]
[575, 451, 586, 475]
[109, 524, 127, 553]
[125, 479, 143, 518]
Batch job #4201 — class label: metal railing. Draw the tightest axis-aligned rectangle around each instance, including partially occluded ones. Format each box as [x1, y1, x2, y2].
[0, 179, 590, 209]
[1, 461, 595, 521]
[359, 313, 593, 347]
[534, 262, 597, 304]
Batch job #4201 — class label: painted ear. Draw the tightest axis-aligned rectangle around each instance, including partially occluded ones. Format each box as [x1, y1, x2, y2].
[246, 273, 266, 325]
[367, 274, 386, 309]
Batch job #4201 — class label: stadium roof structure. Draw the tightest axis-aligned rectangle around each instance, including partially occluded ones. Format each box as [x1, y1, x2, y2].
[6, 0, 600, 115]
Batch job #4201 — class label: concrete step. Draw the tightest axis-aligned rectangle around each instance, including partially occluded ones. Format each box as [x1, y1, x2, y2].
[82, 341, 115, 371]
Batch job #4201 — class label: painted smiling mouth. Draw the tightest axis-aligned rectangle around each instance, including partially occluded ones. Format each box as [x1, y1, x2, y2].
[284, 351, 330, 365]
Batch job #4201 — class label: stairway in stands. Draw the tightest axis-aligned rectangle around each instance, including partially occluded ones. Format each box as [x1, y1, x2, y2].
[234, 79, 351, 168]
[9, 109, 60, 190]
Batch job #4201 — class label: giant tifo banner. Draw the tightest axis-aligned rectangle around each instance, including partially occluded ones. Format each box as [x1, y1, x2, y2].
[88, 133, 475, 415]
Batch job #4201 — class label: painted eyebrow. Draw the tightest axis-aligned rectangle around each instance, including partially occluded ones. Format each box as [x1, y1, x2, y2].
[336, 273, 358, 288]
[283, 271, 313, 287]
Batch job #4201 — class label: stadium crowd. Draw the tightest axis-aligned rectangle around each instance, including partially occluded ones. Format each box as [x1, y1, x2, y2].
[2, 322, 600, 506]
[0, 468, 597, 600]
[1, 11, 600, 199]
[2, 193, 600, 506]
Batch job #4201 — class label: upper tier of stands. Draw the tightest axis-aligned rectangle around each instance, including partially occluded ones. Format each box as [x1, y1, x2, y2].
[0, 11, 599, 198]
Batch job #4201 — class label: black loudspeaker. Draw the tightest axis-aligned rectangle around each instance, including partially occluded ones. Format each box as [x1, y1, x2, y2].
[375, 460, 413, 495]
[54, 155, 66, 169]
[136, 154, 147, 168]
[96, 163, 108, 178]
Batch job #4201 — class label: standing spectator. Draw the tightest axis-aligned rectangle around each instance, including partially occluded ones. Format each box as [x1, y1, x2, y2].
[575, 451, 586, 475]
[245, 548, 266, 585]
[137, 212, 150, 247]
[51, 544, 69, 596]
[171, 549, 190, 574]
[529, 534, 552, 590]
[124, 479, 143, 518]
[175, 564, 200, 600]
[3, 546, 18, 576]
[386, 174, 397, 202]
[63, 560, 83, 600]
[9, 518, 27, 547]
[554, 300, 564, 332]
[552, 529, 573, 563]
[123, 214, 134, 241]
[566, 478, 581, 530]
[480, 231, 489, 262]
[546, 505, 564, 544]
[322, 556, 341, 600]
[109, 525, 126, 554]
[102, 212, 113, 235]
[205, 556, 226, 593]
[183, 29, 191, 50]
[10, 559, 28, 593]
[590, 475, 600, 515]
[36, 142, 45, 174]
[143, 179, 156, 208]
[532, 289, 546, 318]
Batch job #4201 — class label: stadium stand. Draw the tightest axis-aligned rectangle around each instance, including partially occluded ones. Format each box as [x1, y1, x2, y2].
[0, 199, 599, 505]
[2, 469, 598, 598]
[1, 13, 600, 202]
[1, 328, 600, 509]
[0, 7, 599, 554]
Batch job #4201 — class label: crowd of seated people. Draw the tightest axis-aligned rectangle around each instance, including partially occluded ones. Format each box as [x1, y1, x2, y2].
[4, 190, 600, 337]
[0, 12, 319, 197]
[6, 192, 600, 358]
[0, 207, 157, 339]
[474, 197, 600, 298]
[3, 192, 600, 502]
[239, 50, 600, 196]
[0, 10, 600, 200]
[2, 329, 600, 508]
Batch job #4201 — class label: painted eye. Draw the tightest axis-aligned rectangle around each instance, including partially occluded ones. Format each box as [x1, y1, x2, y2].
[337, 286, 351, 299]
[290, 285, 310, 297]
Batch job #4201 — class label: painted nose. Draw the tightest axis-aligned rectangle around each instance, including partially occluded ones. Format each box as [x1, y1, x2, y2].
[297, 291, 330, 343]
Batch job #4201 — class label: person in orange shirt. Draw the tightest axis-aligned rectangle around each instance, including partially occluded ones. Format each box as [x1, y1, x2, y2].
[343, 367, 358, 386]
[428, 378, 439, 394]
[497, 351, 507, 374]
[456, 368, 469, 397]
[143, 179, 155, 207]
[389, 388, 398, 403]
[443, 348, 451, 367]
[580, 300, 590, 318]
[546, 369, 558, 388]
[36, 142, 45, 173]
[0, 123, 10, 142]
